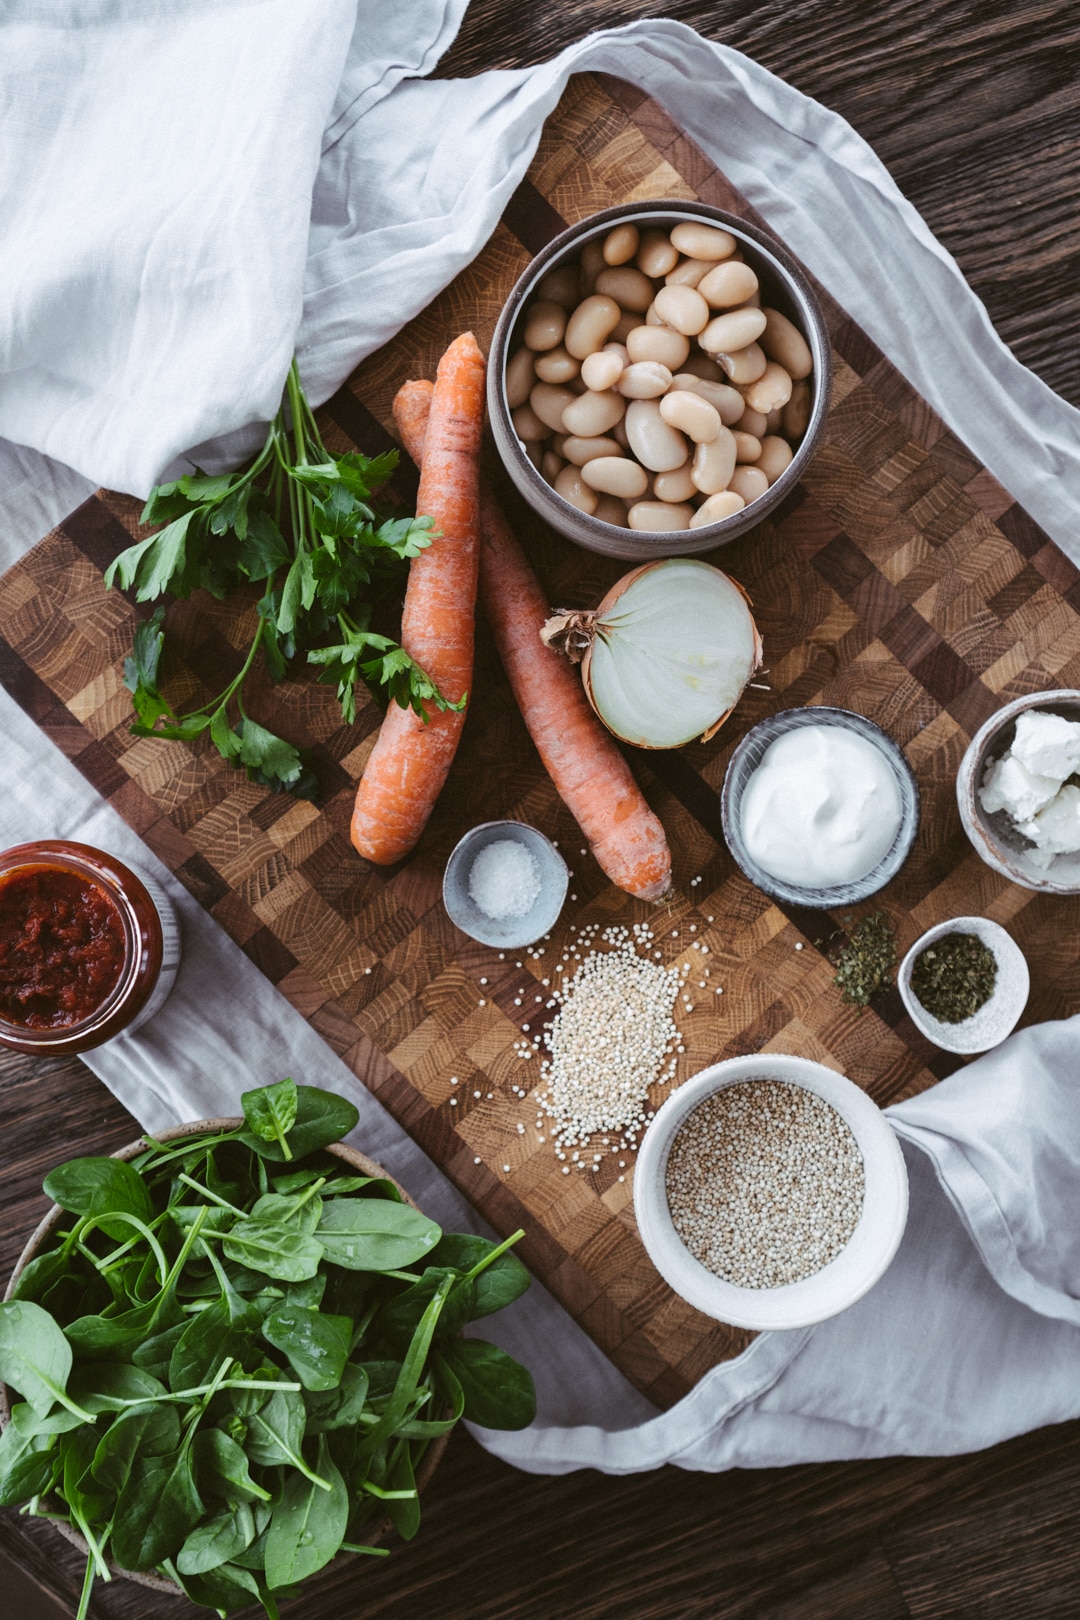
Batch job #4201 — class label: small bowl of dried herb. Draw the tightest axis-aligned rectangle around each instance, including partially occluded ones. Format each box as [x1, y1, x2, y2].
[897, 916, 1029, 1054]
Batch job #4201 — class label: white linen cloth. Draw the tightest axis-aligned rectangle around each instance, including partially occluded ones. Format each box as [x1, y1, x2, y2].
[1, 2, 1079, 1474]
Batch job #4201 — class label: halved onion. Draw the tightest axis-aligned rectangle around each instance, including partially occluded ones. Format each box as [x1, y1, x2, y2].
[544, 559, 762, 749]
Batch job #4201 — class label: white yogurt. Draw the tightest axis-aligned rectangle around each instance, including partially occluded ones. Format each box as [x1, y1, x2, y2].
[740, 724, 904, 888]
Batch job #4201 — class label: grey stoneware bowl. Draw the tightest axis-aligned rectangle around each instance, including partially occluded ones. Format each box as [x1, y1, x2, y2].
[956, 688, 1080, 893]
[443, 820, 569, 947]
[633, 1053, 909, 1331]
[487, 198, 833, 561]
[720, 706, 920, 908]
[897, 915, 1029, 1055]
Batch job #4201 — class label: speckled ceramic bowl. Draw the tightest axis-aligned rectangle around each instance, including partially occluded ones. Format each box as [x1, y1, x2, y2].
[956, 688, 1080, 893]
[443, 820, 569, 948]
[720, 706, 920, 909]
[634, 1053, 909, 1331]
[898, 915, 1029, 1054]
[488, 199, 832, 561]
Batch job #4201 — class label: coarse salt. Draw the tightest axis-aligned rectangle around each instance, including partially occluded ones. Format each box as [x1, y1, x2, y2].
[468, 839, 542, 920]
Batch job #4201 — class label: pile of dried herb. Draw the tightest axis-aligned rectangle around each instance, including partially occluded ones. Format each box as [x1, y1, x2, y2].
[910, 932, 997, 1023]
[830, 912, 897, 1010]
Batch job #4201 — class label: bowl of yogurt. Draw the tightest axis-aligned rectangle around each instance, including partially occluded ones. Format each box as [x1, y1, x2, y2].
[957, 689, 1080, 892]
[720, 707, 920, 908]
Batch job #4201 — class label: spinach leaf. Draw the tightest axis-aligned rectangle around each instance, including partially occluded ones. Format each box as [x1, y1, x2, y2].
[168, 1557, 263, 1615]
[428, 1233, 532, 1318]
[91, 1402, 180, 1495]
[177, 1502, 258, 1576]
[264, 1434, 348, 1589]
[438, 1339, 537, 1430]
[132, 1320, 188, 1383]
[222, 1222, 324, 1282]
[237, 1086, 359, 1162]
[0, 1404, 81, 1505]
[168, 1296, 261, 1392]
[241, 1078, 298, 1160]
[69, 1362, 167, 1413]
[375, 1268, 475, 1353]
[316, 1199, 441, 1271]
[0, 1300, 94, 1420]
[192, 1428, 272, 1506]
[245, 1389, 321, 1482]
[111, 1435, 205, 1571]
[43, 1156, 154, 1240]
[380, 1441, 420, 1541]
[303, 1362, 370, 1434]
[354, 1277, 452, 1470]
[262, 1304, 352, 1392]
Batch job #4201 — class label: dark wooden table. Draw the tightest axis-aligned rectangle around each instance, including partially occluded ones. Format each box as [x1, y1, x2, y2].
[3, 3, 1079, 1616]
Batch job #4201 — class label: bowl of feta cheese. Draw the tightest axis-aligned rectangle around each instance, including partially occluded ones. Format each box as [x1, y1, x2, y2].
[957, 690, 1080, 891]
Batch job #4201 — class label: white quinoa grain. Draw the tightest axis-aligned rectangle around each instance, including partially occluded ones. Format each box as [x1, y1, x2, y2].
[666, 1080, 864, 1288]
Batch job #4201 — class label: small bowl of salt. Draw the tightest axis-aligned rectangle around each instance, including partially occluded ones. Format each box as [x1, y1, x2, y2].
[442, 821, 569, 949]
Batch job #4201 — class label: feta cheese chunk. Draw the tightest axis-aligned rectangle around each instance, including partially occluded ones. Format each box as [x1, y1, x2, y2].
[1018, 783, 1080, 858]
[1009, 709, 1080, 781]
[979, 753, 1060, 822]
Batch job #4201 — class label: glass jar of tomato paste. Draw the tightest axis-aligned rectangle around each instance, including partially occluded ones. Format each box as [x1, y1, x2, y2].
[0, 841, 181, 1056]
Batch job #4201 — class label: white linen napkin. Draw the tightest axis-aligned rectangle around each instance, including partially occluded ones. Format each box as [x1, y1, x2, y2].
[1, 1, 1079, 1471]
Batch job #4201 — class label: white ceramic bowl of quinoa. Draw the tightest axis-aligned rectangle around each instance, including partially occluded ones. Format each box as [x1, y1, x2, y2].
[633, 1053, 908, 1330]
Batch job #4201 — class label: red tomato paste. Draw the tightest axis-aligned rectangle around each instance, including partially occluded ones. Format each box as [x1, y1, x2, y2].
[0, 866, 127, 1028]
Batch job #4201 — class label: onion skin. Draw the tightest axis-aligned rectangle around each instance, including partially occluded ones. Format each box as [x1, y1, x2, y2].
[580, 561, 763, 749]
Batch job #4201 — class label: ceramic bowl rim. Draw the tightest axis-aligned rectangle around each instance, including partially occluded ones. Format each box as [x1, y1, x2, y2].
[897, 914, 1030, 1054]
[442, 819, 569, 947]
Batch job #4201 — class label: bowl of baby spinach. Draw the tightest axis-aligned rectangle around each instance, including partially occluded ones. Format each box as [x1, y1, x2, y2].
[0, 1078, 535, 1618]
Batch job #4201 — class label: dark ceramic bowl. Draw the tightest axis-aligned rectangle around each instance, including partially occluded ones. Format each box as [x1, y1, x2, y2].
[488, 199, 832, 561]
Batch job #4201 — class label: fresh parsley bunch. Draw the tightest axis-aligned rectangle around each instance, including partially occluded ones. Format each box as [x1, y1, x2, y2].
[105, 363, 461, 797]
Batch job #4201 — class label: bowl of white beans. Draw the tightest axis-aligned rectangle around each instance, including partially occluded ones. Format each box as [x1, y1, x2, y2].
[488, 200, 832, 560]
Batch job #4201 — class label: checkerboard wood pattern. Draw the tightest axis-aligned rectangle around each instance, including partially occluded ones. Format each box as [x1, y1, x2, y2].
[3, 73, 1079, 1408]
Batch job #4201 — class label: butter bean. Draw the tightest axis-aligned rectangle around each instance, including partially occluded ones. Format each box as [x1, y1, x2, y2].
[698, 261, 759, 309]
[595, 265, 655, 313]
[512, 403, 547, 441]
[728, 465, 770, 503]
[625, 399, 689, 472]
[561, 434, 623, 466]
[699, 307, 768, 354]
[689, 491, 746, 528]
[733, 431, 762, 463]
[505, 347, 535, 410]
[659, 390, 721, 443]
[636, 228, 680, 278]
[561, 389, 626, 437]
[743, 361, 793, 414]
[533, 344, 580, 385]
[625, 325, 690, 370]
[567, 374, 588, 395]
[665, 257, 711, 288]
[735, 403, 769, 437]
[523, 299, 567, 353]
[530, 382, 577, 433]
[581, 456, 650, 499]
[783, 380, 812, 439]
[565, 295, 623, 359]
[592, 494, 630, 527]
[628, 500, 694, 532]
[761, 307, 813, 379]
[669, 375, 744, 425]
[580, 348, 626, 392]
[535, 264, 580, 309]
[617, 361, 673, 399]
[691, 428, 738, 494]
[603, 223, 640, 266]
[653, 463, 697, 503]
[551, 433, 568, 457]
[669, 222, 736, 260]
[611, 310, 639, 344]
[679, 353, 725, 382]
[757, 435, 795, 484]
[715, 342, 768, 385]
[653, 283, 710, 336]
[541, 451, 564, 486]
[612, 415, 631, 451]
[644, 303, 666, 327]
[579, 239, 606, 296]
[554, 464, 598, 514]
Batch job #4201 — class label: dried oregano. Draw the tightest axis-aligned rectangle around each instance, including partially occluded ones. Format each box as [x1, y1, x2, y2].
[911, 931, 997, 1023]
[830, 911, 897, 1010]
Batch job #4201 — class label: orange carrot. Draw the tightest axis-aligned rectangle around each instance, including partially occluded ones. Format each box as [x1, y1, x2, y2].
[391, 387, 671, 902]
[350, 335, 485, 865]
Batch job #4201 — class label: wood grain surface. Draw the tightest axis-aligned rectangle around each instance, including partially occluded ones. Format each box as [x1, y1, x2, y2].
[3, 4, 1080, 1616]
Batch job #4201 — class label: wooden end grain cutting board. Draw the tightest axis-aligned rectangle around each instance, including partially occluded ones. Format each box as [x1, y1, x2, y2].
[3, 73, 1079, 1409]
